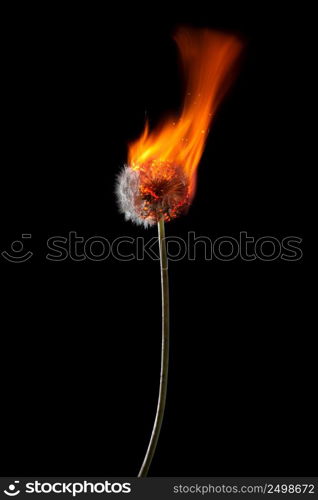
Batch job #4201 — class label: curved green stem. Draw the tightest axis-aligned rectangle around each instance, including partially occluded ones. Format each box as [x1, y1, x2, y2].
[138, 217, 170, 477]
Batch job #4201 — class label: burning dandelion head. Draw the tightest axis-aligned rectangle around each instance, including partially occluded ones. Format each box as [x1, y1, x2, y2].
[116, 161, 190, 227]
[116, 27, 242, 227]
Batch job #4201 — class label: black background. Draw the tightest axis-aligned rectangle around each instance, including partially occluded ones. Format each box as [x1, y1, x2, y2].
[1, 4, 314, 477]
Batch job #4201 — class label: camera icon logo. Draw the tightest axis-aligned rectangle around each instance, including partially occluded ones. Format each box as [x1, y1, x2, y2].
[3, 481, 20, 496]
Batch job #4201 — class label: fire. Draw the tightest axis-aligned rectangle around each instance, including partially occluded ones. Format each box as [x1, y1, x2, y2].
[117, 27, 243, 227]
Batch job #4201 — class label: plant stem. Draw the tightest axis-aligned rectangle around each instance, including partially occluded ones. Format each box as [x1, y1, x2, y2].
[138, 216, 170, 477]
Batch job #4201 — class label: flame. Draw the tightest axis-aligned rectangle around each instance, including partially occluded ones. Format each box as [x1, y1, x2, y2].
[128, 28, 243, 205]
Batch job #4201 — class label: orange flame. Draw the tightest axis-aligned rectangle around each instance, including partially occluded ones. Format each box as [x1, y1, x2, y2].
[128, 28, 243, 202]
